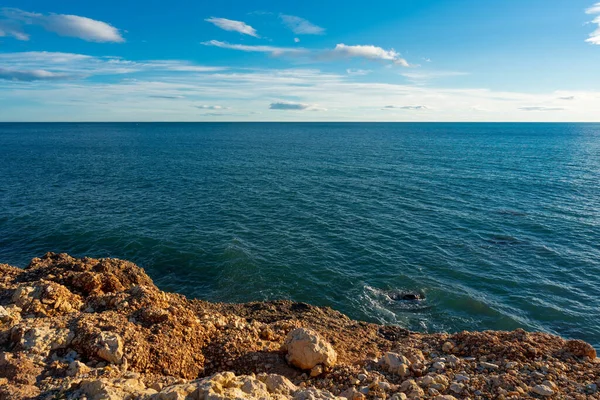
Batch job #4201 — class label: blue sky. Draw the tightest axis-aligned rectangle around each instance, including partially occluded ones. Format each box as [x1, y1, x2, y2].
[1, 0, 600, 121]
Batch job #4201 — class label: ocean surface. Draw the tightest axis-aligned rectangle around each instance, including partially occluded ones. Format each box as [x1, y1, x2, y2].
[1, 122, 599, 348]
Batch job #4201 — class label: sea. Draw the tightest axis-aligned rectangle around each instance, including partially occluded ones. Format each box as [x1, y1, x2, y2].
[1, 122, 599, 348]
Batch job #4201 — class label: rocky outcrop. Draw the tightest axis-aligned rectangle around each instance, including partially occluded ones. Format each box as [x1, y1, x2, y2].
[0, 253, 599, 399]
[284, 328, 337, 373]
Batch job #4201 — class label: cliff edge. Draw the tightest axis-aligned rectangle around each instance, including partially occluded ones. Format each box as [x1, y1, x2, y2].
[0, 253, 598, 399]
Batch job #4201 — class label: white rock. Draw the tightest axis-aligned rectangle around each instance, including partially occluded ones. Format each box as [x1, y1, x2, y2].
[95, 331, 124, 365]
[449, 383, 464, 393]
[67, 360, 91, 377]
[532, 384, 554, 397]
[433, 361, 445, 371]
[284, 328, 337, 370]
[258, 374, 298, 395]
[17, 324, 73, 356]
[480, 361, 499, 370]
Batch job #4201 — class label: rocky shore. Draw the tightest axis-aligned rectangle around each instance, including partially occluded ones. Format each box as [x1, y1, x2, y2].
[0, 253, 598, 399]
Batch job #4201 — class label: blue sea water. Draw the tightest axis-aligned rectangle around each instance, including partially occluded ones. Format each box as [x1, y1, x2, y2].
[1, 122, 599, 347]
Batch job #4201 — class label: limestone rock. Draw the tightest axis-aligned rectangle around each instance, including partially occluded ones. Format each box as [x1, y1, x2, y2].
[532, 384, 554, 397]
[13, 324, 73, 356]
[67, 360, 91, 377]
[284, 328, 337, 370]
[95, 331, 124, 365]
[380, 352, 411, 376]
[258, 373, 298, 395]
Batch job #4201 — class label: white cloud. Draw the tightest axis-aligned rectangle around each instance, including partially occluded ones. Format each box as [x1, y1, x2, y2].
[587, 2, 600, 14]
[518, 106, 565, 112]
[0, 20, 29, 40]
[558, 96, 575, 100]
[196, 105, 230, 110]
[382, 105, 429, 110]
[0, 52, 226, 79]
[401, 71, 469, 83]
[280, 15, 325, 35]
[346, 69, 372, 76]
[205, 17, 259, 37]
[294, 38, 300, 43]
[586, 3, 600, 44]
[269, 102, 325, 111]
[202, 40, 305, 55]
[0, 68, 74, 81]
[331, 44, 410, 67]
[2, 8, 124, 42]
[1, 64, 599, 122]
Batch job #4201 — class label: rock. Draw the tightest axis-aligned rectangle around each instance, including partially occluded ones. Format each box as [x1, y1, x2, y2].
[446, 355, 459, 366]
[442, 342, 454, 353]
[340, 387, 365, 400]
[434, 396, 457, 400]
[585, 383, 598, 394]
[95, 331, 124, 365]
[0, 306, 10, 322]
[399, 379, 424, 398]
[449, 383, 464, 393]
[284, 328, 337, 370]
[13, 324, 73, 356]
[390, 394, 407, 400]
[151, 382, 199, 399]
[542, 380, 557, 391]
[480, 361, 499, 370]
[310, 364, 324, 377]
[67, 360, 91, 377]
[564, 339, 597, 359]
[454, 374, 469, 383]
[432, 361, 445, 371]
[357, 373, 367, 382]
[505, 361, 518, 369]
[258, 374, 298, 395]
[380, 352, 411, 375]
[532, 384, 555, 397]
[80, 379, 126, 400]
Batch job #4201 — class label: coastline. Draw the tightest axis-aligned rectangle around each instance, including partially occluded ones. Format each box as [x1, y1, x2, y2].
[0, 253, 598, 399]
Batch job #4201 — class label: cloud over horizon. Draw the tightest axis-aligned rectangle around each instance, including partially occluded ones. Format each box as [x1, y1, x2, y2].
[269, 102, 326, 111]
[518, 106, 565, 111]
[382, 105, 429, 110]
[205, 17, 259, 37]
[1, 8, 124, 42]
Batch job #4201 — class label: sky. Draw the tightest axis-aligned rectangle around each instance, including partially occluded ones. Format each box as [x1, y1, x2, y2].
[1, 0, 600, 122]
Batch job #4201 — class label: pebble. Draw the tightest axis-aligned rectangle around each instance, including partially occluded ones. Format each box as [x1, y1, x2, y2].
[532, 384, 555, 397]
[480, 361, 499, 370]
[585, 383, 598, 394]
[505, 361, 518, 369]
[433, 362, 445, 371]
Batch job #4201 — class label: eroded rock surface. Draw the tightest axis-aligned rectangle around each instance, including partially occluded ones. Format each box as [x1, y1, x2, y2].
[0, 253, 598, 399]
